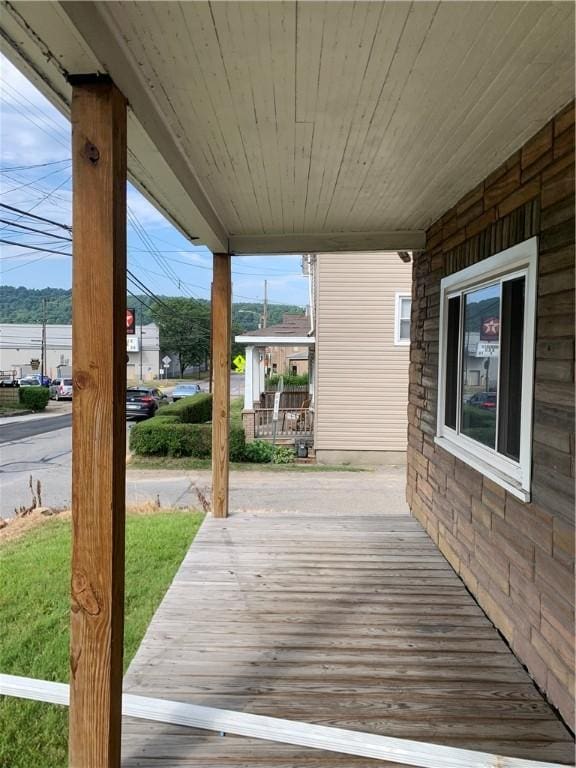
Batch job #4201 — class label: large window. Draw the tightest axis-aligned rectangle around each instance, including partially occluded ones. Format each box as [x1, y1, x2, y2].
[436, 238, 537, 501]
[395, 293, 412, 345]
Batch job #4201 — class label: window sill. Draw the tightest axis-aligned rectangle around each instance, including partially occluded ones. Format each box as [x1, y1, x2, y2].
[434, 435, 530, 503]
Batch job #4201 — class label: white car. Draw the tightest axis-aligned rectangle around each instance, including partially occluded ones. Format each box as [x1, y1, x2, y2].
[19, 377, 42, 387]
[50, 378, 74, 400]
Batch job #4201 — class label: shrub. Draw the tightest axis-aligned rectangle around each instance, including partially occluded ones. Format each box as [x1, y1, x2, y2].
[130, 421, 211, 458]
[229, 425, 246, 461]
[160, 393, 212, 423]
[267, 372, 308, 388]
[272, 445, 295, 464]
[19, 386, 50, 411]
[243, 440, 275, 463]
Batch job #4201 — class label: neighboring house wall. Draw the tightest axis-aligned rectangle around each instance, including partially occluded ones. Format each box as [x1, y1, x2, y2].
[407, 102, 575, 725]
[266, 346, 309, 375]
[315, 252, 412, 464]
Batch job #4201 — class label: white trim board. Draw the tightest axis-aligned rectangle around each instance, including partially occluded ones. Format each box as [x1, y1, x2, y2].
[0, 674, 570, 768]
[235, 335, 315, 345]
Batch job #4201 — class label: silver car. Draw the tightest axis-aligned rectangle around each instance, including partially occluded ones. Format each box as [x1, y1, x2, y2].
[50, 377, 73, 400]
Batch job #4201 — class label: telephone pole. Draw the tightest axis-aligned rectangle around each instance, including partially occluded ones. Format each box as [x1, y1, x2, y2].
[41, 298, 47, 381]
[263, 279, 268, 329]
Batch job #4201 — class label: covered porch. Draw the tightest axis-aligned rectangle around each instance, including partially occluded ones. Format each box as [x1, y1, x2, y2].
[0, 2, 573, 766]
[121, 505, 574, 766]
[236, 313, 315, 443]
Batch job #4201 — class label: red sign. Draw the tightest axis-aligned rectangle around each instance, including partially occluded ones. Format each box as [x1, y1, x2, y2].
[480, 315, 499, 341]
[126, 308, 136, 335]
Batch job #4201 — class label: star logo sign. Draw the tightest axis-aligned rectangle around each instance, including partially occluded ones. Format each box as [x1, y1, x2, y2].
[482, 317, 499, 337]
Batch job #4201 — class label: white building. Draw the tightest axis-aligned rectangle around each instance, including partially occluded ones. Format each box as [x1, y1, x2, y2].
[0, 323, 160, 381]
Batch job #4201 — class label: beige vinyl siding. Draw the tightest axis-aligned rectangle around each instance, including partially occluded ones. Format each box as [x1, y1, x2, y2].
[315, 253, 411, 452]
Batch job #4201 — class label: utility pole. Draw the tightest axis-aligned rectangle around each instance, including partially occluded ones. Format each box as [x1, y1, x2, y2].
[139, 320, 143, 384]
[41, 298, 47, 381]
[263, 279, 268, 329]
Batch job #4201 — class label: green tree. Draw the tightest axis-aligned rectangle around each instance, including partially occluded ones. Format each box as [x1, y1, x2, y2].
[152, 297, 211, 377]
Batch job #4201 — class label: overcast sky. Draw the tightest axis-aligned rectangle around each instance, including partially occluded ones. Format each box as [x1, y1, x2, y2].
[0, 54, 308, 307]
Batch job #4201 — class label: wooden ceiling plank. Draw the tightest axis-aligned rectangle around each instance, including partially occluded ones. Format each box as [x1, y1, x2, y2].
[395, 2, 573, 229]
[180, 1, 256, 231]
[317, 2, 415, 230]
[303, 1, 351, 231]
[306, 0, 360, 231]
[293, 1, 325, 232]
[265, 1, 298, 234]
[204, 1, 270, 233]
[312, 2, 385, 233]
[337, 2, 441, 229]
[356, 0, 514, 230]
[360, 1, 547, 229]
[163, 2, 244, 231]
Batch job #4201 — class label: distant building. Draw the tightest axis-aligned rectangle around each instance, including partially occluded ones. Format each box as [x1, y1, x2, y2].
[0, 323, 160, 380]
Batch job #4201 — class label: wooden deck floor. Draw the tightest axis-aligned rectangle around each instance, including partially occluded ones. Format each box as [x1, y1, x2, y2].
[122, 510, 574, 766]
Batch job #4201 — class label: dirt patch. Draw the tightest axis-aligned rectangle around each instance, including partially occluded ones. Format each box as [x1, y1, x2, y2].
[0, 508, 70, 544]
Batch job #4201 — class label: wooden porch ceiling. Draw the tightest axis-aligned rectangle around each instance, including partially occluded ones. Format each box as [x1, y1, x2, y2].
[1, 1, 574, 254]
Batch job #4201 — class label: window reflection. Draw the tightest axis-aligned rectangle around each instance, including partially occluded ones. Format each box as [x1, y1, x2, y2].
[461, 283, 500, 449]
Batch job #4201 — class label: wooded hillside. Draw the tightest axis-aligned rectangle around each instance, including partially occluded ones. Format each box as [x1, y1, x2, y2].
[0, 286, 304, 330]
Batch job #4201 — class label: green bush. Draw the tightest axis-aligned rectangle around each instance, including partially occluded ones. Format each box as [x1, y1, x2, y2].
[130, 421, 211, 458]
[243, 440, 275, 463]
[160, 393, 212, 423]
[229, 425, 246, 461]
[272, 445, 295, 464]
[267, 372, 308, 388]
[19, 386, 50, 411]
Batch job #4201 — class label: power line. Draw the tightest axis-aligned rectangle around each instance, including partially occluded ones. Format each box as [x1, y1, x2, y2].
[127, 207, 200, 300]
[2, 81, 69, 149]
[0, 159, 71, 173]
[0, 218, 72, 241]
[0, 239, 71, 257]
[0, 164, 72, 196]
[0, 201, 72, 231]
[1, 253, 54, 273]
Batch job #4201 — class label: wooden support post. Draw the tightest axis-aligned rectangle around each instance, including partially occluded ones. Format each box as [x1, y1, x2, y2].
[211, 253, 231, 518]
[69, 77, 127, 768]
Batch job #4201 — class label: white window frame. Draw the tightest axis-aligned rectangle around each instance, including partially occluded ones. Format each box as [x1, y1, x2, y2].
[394, 293, 412, 346]
[435, 237, 537, 502]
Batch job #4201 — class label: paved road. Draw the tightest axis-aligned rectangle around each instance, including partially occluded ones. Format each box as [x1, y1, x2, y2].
[0, 373, 406, 520]
[0, 413, 72, 444]
[0, 410, 407, 519]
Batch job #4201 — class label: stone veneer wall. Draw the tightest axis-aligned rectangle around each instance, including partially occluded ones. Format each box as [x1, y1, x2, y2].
[407, 101, 575, 726]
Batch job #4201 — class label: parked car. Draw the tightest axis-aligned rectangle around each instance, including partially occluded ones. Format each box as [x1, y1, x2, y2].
[172, 383, 202, 401]
[126, 387, 168, 419]
[50, 377, 74, 400]
[34, 374, 52, 387]
[19, 377, 42, 387]
[468, 392, 497, 409]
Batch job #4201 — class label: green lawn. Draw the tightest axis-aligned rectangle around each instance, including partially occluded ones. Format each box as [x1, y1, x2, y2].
[0, 510, 203, 768]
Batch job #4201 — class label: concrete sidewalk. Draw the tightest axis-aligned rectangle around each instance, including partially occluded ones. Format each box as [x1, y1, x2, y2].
[0, 400, 72, 426]
[126, 465, 409, 516]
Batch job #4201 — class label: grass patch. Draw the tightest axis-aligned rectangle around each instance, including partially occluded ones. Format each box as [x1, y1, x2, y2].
[0, 509, 203, 768]
[0, 403, 30, 415]
[128, 456, 369, 472]
[230, 396, 244, 429]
